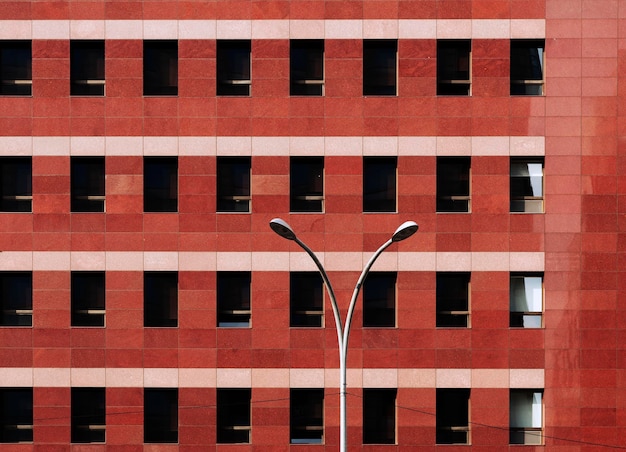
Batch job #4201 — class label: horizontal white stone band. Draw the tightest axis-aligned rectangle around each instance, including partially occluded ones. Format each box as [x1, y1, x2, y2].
[0, 19, 545, 40]
[0, 251, 544, 272]
[0, 136, 545, 157]
[0, 368, 544, 389]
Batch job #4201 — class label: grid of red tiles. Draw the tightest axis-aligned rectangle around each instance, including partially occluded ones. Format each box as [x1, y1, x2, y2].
[0, 39, 550, 137]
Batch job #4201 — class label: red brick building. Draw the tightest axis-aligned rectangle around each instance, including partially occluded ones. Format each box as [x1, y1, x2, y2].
[0, 0, 623, 449]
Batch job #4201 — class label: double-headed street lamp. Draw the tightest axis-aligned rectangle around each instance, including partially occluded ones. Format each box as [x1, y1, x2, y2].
[269, 218, 419, 452]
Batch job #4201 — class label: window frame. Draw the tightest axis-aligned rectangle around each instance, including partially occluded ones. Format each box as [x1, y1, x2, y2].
[437, 40, 471, 96]
[0, 157, 32, 212]
[363, 388, 396, 445]
[436, 388, 470, 444]
[436, 272, 470, 328]
[144, 388, 178, 444]
[217, 272, 251, 328]
[510, 389, 543, 445]
[510, 273, 544, 328]
[71, 387, 105, 443]
[290, 39, 324, 96]
[0, 41, 32, 96]
[144, 271, 178, 328]
[290, 272, 324, 328]
[437, 156, 471, 213]
[0, 271, 32, 327]
[70, 40, 105, 96]
[290, 156, 324, 213]
[217, 40, 251, 96]
[0, 388, 33, 443]
[510, 157, 544, 213]
[363, 39, 398, 96]
[71, 272, 105, 327]
[363, 272, 396, 328]
[363, 156, 397, 213]
[290, 389, 324, 444]
[510, 39, 545, 96]
[217, 157, 251, 213]
[216, 388, 251, 444]
[144, 156, 178, 213]
[71, 156, 105, 212]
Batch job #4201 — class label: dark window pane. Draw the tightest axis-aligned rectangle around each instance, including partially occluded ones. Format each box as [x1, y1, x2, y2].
[144, 41, 178, 96]
[511, 40, 544, 95]
[71, 157, 105, 212]
[71, 387, 105, 443]
[290, 40, 324, 96]
[290, 272, 323, 327]
[436, 273, 470, 327]
[0, 157, 32, 212]
[291, 389, 323, 444]
[363, 389, 395, 444]
[363, 40, 397, 96]
[363, 157, 396, 212]
[144, 272, 178, 327]
[217, 272, 251, 327]
[217, 41, 251, 96]
[437, 157, 470, 212]
[290, 157, 324, 212]
[0, 388, 32, 443]
[0, 272, 32, 327]
[0, 41, 31, 96]
[144, 389, 178, 443]
[144, 157, 177, 212]
[71, 41, 105, 96]
[217, 389, 251, 443]
[363, 272, 396, 327]
[510, 273, 543, 328]
[71, 272, 105, 327]
[437, 40, 471, 96]
[436, 389, 470, 444]
[510, 390, 543, 445]
[510, 158, 544, 213]
[217, 157, 251, 212]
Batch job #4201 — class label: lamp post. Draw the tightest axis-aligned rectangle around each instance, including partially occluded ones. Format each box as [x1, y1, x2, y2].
[269, 218, 418, 452]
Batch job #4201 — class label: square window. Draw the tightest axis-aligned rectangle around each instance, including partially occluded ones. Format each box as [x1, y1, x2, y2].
[0, 388, 32, 443]
[363, 157, 397, 212]
[71, 157, 105, 212]
[71, 387, 105, 443]
[436, 389, 470, 444]
[0, 41, 31, 96]
[144, 388, 178, 443]
[217, 40, 251, 96]
[363, 272, 396, 328]
[290, 272, 323, 327]
[217, 157, 251, 213]
[437, 40, 471, 96]
[510, 274, 543, 328]
[510, 390, 543, 445]
[510, 158, 544, 213]
[290, 389, 323, 444]
[70, 40, 105, 96]
[144, 157, 178, 212]
[363, 40, 397, 96]
[144, 272, 178, 327]
[217, 272, 251, 328]
[436, 273, 470, 328]
[71, 272, 105, 327]
[363, 389, 396, 444]
[0, 157, 32, 212]
[437, 157, 470, 213]
[217, 389, 251, 444]
[0, 272, 32, 327]
[511, 40, 544, 96]
[290, 40, 324, 96]
[290, 157, 324, 213]
[144, 40, 178, 96]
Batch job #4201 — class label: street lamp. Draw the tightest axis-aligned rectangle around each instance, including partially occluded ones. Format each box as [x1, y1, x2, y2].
[269, 218, 418, 452]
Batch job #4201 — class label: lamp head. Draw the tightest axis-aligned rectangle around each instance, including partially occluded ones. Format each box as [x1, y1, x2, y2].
[269, 218, 297, 241]
[391, 221, 419, 242]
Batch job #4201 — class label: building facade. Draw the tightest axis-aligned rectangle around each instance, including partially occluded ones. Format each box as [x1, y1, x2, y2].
[0, 0, 623, 449]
